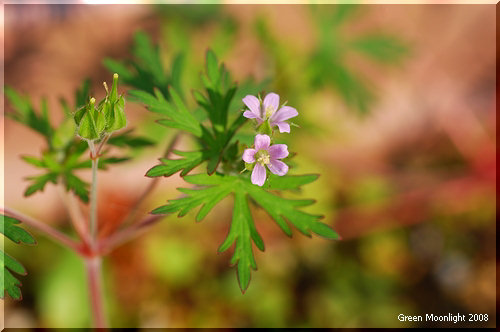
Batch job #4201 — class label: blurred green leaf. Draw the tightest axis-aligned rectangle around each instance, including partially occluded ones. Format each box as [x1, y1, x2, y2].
[351, 34, 409, 64]
[24, 173, 58, 197]
[4, 87, 53, 145]
[103, 30, 184, 100]
[107, 130, 155, 148]
[1, 215, 36, 300]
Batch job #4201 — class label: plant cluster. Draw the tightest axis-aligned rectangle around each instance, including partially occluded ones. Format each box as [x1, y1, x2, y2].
[134, 50, 339, 292]
[1, 30, 338, 329]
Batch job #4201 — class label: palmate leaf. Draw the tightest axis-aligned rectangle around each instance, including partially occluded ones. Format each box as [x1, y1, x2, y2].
[1, 215, 36, 300]
[135, 49, 251, 179]
[152, 173, 338, 292]
[129, 87, 202, 137]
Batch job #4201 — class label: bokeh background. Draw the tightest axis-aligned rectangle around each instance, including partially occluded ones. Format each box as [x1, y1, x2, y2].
[2, 3, 496, 328]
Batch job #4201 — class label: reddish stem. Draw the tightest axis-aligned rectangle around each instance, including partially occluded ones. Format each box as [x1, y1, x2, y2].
[1, 207, 82, 253]
[84, 256, 107, 329]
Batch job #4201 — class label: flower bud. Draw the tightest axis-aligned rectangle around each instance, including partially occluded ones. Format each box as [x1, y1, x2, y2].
[73, 73, 127, 141]
[76, 97, 106, 140]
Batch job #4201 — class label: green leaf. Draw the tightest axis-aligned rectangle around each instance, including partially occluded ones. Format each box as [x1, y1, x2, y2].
[152, 173, 338, 292]
[5, 86, 53, 142]
[132, 31, 167, 88]
[1, 216, 36, 245]
[1, 215, 36, 300]
[24, 173, 58, 197]
[129, 88, 202, 137]
[75, 78, 91, 108]
[1, 250, 26, 300]
[146, 151, 205, 177]
[52, 117, 76, 150]
[21, 156, 46, 168]
[218, 191, 264, 293]
[63, 173, 90, 203]
[103, 31, 184, 100]
[351, 34, 409, 64]
[206, 50, 219, 86]
[266, 174, 319, 190]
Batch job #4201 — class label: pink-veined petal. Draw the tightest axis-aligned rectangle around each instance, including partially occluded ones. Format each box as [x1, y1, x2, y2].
[270, 106, 298, 123]
[243, 110, 261, 120]
[275, 122, 291, 133]
[263, 93, 280, 113]
[251, 163, 267, 186]
[268, 144, 289, 160]
[254, 134, 270, 150]
[242, 149, 256, 163]
[242, 95, 261, 117]
[267, 159, 288, 176]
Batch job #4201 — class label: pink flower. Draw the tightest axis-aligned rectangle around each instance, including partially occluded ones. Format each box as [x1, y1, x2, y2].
[242, 92, 298, 133]
[242, 134, 289, 186]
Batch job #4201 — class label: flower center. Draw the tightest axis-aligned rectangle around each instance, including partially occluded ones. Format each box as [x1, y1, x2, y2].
[264, 106, 275, 119]
[255, 149, 270, 166]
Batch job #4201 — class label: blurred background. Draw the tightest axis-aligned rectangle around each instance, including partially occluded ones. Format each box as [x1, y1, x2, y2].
[2, 3, 496, 328]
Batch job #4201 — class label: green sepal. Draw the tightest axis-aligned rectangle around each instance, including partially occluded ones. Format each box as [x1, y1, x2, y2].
[256, 120, 272, 136]
[77, 99, 104, 140]
[104, 95, 127, 132]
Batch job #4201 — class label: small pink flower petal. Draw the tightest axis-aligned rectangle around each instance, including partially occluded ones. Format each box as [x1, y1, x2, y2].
[267, 159, 288, 176]
[275, 122, 291, 133]
[263, 93, 279, 112]
[251, 163, 267, 186]
[243, 110, 261, 120]
[254, 134, 270, 150]
[243, 95, 261, 117]
[268, 144, 289, 160]
[242, 149, 256, 163]
[270, 106, 298, 123]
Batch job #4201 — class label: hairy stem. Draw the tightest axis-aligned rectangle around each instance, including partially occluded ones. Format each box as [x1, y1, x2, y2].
[1, 207, 82, 253]
[87, 140, 107, 328]
[89, 141, 99, 250]
[84, 257, 107, 328]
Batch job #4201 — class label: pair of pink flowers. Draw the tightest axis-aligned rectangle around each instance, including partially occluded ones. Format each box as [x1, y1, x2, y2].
[242, 93, 298, 186]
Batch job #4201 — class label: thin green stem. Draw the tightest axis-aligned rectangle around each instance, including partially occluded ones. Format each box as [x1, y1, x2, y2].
[86, 139, 107, 328]
[89, 141, 99, 250]
[90, 158, 98, 247]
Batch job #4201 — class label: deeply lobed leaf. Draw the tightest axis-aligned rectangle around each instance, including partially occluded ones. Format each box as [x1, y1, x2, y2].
[1, 215, 36, 300]
[152, 173, 338, 292]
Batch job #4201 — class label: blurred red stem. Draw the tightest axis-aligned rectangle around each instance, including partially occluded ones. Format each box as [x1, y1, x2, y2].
[120, 133, 181, 227]
[1, 207, 82, 253]
[58, 184, 90, 247]
[99, 214, 164, 254]
[84, 256, 107, 329]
